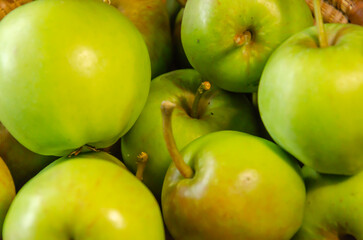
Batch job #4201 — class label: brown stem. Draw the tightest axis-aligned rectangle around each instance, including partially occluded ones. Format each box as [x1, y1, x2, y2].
[85, 144, 101, 153]
[314, 0, 329, 47]
[68, 147, 83, 158]
[102, 0, 112, 4]
[136, 152, 148, 181]
[161, 101, 193, 178]
[191, 81, 211, 118]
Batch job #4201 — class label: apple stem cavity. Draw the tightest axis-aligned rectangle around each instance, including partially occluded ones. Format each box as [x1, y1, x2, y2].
[161, 101, 194, 179]
[191, 81, 211, 118]
[234, 31, 252, 46]
[314, 0, 329, 48]
[136, 152, 148, 181]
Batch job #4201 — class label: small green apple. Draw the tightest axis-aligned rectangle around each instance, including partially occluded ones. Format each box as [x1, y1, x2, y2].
[0, 122, 56, 190]
[181, 0, 313, 92]
[122, 69, 260, 198]
[0, 0, 150, 156]
[3, 152, 165, 240]
[160, 102, 305, 239]
[258, 23, 363, 175]
[0, 156, 15, 234]
[293, 166, 363, 240]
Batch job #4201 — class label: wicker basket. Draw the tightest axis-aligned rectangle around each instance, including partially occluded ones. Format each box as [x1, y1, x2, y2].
[305, 0, 363, 25]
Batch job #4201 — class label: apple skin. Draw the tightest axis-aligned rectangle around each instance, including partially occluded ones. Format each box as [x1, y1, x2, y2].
[0, 122, 56, 190]
[181, 0, 313, 92]
[258, 24, 363, 175]
[0, 0, 150, 156]
[0, 156, 15, 235]
[3, 152, 165, 240]
[162, 131, 306, 240]
[293, 167, 363, 240]
[107, 0, 173, 78]
[122, 69, 260, 198]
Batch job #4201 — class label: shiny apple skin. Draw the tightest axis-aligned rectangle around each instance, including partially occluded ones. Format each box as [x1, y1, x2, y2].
[162, 131, 305, 240]
[0, 0, 151, 156]
[181, 0, 313, 92]
[3, 152, 164, 240]
[258, 24, 363, 175]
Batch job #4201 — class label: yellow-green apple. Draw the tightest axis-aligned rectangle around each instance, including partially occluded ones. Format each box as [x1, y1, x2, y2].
[122, 69, 260, 198]
[161, 101, 306, 240]
[0, 0, 151, 156]
[181, 0, 313, 92]
[3, 152, 165, 240]
[258, 22, 363, 175]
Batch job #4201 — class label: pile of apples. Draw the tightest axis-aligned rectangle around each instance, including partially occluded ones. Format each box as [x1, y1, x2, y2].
[0, 0, 362, 239]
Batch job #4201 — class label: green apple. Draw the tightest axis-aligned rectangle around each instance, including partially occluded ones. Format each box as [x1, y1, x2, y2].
[0, 0, 150, 156]
[293, 167, 363, 240]
[105, 0, 173, 77]
[160, 102, 305, 239]
[181, 0, 313, 92]
[122, 69, 260, 198]
[0, 156, 15, 234]
[258, 23, 363, 175]
[0, 122, 56, 190]
[3, 152, 165, 240]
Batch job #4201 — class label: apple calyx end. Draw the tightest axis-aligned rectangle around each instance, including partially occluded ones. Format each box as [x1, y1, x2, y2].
[234, 31, 252, 46]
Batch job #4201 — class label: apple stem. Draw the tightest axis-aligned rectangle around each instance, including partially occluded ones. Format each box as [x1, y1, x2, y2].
[102, 0, 112, 4]
[85, 144, 101, 152]
[191, 81, 211, 118]
[67, 147, 83, 158]
[136, 152, 148, 181]
[161, 101, 194, 179]
[314, 0, 329, 48]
